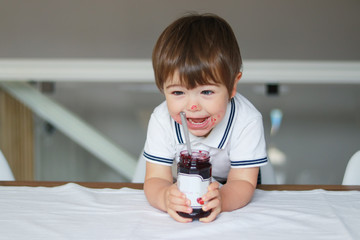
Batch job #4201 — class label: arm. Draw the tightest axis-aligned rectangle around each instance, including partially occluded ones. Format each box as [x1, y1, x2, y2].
[143, 161, 193, 223]
[200, 167, 258, 222]
[220, 167, 258, 211]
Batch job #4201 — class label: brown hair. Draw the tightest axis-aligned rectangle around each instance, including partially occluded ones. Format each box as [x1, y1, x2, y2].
[152, 13, 242, 96]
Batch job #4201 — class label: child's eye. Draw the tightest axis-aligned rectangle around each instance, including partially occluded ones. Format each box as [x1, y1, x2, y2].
[201, 90, 214, 95]
[172, 91, 184, 95]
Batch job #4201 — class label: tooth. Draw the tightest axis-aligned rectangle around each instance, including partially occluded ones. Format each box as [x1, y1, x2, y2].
[189, 118, 206, 125]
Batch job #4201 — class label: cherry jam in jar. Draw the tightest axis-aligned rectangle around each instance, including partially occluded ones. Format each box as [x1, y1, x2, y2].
[177, 150, 212, 219]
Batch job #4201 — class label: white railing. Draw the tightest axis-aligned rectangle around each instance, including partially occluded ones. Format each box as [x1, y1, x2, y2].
[1, 59, 360, 83]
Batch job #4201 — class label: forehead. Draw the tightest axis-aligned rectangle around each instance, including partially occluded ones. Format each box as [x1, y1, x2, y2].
[163, 70, 220, 89]
[164, 71, 181, 85]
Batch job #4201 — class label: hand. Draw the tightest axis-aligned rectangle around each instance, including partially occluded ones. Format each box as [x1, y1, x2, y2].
[199, 181, 221, 223]
[164, 183, 193, 223]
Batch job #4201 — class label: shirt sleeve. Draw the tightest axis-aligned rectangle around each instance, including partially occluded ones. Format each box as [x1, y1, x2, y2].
[229, 116, 268, 168]
[143, 110, 175, 166]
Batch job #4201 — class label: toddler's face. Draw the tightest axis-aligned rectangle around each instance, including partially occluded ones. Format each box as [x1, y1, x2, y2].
[163, 71, 230, 137]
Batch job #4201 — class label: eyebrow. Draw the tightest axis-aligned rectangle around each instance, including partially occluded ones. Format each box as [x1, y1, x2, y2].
[165, 84, 183, 89]
[165, 82, 220, 89]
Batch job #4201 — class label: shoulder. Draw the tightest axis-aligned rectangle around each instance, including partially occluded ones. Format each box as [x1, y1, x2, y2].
[228, 93, 267, 166]
[229, 92, 264, 142]
[152, 100, 169, 118]
[232, 92, 262, 122]
[147, 101, 175, 140]
[149, 101, 171, 126]
[144, 101, 176, 164]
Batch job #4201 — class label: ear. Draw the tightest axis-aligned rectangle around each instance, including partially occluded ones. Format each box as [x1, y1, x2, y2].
[230, 72, 242, 98]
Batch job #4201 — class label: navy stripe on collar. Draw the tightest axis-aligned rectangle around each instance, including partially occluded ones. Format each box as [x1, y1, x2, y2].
[175, 121, 184, 144]
[218, 98, 235, 149]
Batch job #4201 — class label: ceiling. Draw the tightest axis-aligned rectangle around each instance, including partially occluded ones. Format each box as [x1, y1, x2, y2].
[1, 0, 359, 61]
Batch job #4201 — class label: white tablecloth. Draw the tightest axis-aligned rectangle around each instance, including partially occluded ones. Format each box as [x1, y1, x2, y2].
[0, 183, 359, 240]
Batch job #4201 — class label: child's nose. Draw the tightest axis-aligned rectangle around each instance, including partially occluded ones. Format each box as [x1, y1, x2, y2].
[186, 95, 201, 112]
[190, 105, 199, 111]
[187, 101, 201, 112]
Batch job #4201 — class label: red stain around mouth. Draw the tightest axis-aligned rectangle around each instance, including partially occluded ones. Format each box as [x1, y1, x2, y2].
[209, 117, 217, 127]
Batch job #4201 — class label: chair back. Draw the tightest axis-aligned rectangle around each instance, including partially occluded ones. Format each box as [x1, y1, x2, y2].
[260, 161, 277, 184]
[0, 150, 15, 181]
[342, 150, 360, 185]
[132, 151, 146, 183]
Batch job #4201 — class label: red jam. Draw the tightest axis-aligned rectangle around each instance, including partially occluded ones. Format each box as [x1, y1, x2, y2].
[177, 150, 212, 219]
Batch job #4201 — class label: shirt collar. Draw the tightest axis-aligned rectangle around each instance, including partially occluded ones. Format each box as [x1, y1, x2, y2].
[173, 98, 236, 149]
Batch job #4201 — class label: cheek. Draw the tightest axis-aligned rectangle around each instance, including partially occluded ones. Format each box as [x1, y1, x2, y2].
[210, 117, 217, 127]
[166, 98, 186, 123]
[210, 113, 225, 127]
[166, 100, 178, 113]
[167, 103, 181, 123]
[172, 115, 182, 124]
[167, 108, 181, 124]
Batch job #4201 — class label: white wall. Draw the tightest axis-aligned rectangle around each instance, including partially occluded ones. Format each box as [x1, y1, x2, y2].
[1, 0, 359, 183]
[34, 82, 360, 184]
[1, 0, 359, 60]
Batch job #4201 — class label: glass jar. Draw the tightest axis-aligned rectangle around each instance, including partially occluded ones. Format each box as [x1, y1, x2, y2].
[177, 150, 212, 219]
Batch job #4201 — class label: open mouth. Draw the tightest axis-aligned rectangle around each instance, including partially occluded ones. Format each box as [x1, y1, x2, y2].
[187, 117, 210, 128]
[188, 118, 207, 124]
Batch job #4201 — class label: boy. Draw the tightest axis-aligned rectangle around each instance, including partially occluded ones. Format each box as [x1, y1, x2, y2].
[142, 13, 267, 223]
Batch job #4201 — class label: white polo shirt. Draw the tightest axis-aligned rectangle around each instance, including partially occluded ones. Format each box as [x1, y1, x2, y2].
[143, 92, 268, 180]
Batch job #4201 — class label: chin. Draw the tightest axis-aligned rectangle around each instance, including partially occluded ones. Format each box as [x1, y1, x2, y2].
[190, 129, 211, 137]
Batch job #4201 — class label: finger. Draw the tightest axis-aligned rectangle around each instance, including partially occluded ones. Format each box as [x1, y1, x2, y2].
[167, 200, 193, 214]
[199, 204, 221, 223]
[202, 197, 220, 212]
[208, 181, 220, 191]
[167, 189, 191, 207]
[168, 209, 193, 223]
[168, 184, 185, 198]
[199, 210, 218, 223]
[201, 181, 220, 200]
[202, 187, 220, 202]
[169, 196, 190, 207]
[166, 185, 189, 207]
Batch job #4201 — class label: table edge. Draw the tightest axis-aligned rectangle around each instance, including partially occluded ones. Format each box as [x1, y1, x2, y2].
[1, 181, 360, 191]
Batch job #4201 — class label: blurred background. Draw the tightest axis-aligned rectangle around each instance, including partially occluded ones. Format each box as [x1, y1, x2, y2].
[0, 0, 359, 184]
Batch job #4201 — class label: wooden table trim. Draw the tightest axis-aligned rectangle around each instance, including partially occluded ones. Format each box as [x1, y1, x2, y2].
[0, 181, 144, 189]
[257, 184, 360, 191]
[1, 181, 360, 191]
